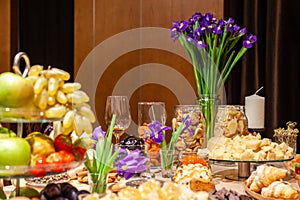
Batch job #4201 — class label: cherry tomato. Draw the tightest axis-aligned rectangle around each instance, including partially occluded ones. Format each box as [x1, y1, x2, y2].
[58, 150, 75, 163]
[71, 146, 86, 160]
[46, 152, 64, 164]
[30, 166, 47, 177]
[54, 133, 73, 152]
[47, 152, 64, 173]
[35, 155, 47, 165]
[29, 154, 48, 177]
[29, 155, 47, 177]
[295, 165, 300, 174]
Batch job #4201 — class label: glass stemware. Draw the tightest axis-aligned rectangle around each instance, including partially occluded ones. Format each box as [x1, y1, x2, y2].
[105, 96, 131, 144]
[3, 179, 16, 200]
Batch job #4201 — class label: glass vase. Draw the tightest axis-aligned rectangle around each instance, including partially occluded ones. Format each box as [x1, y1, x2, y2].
[197, 94, 220, 149]
[88, 173, 108, 194]
[172, 105, 206, 165]
[214, 105, 248, 138]
[159, 149, 175, 178]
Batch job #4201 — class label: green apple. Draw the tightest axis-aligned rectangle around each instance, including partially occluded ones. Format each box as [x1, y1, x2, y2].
[0, 72, 34, 108]
[0, 137, 31, 166]
[0, 127, 16, 138]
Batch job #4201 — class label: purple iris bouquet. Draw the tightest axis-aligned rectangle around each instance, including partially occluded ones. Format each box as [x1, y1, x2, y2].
[171, 12, 257, 95]
[170, 13, 257, 143]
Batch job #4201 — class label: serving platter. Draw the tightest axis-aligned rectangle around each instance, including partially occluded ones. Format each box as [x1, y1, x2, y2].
[0, 160, 83, 179]
[243, 182, 299, 200]
[0, 107, 61, 123]
[209, 157, 294, 181]
[25, 173, 70, 187]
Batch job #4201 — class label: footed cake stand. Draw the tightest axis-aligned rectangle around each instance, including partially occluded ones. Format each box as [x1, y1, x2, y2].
[210, 158, 293, 181]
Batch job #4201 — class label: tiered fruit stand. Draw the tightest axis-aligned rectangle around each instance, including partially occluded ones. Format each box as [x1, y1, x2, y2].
[0, 109, 83, 195]
[0, 52, 83, 196]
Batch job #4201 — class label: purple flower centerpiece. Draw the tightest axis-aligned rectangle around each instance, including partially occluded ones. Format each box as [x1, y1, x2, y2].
[170, 12, 257, 147]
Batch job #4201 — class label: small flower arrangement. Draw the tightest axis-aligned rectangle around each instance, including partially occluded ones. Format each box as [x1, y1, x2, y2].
[91, 125, 149, 180]
[144, 115, 191, 151]
[84, 115, 119, 193]
[144, 115, 191, 176]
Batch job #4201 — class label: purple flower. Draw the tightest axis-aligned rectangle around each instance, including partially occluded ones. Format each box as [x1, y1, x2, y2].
[117, 149, 148, 180]
[213, 25, 224, 35]
[179, 20, 189, 31]
[144, 121, 171, 144]
[194, 27, 205, 39]
[243, 34, 257, 48]
[239, 28, 247, 36]
[92, 126, 106, 141]
[181, 115, 193, 136]
[191, 13, 202, 23]
[196, 40, 206, 48]
[225, 18, 235, 32]
[91, 126, 106, 148]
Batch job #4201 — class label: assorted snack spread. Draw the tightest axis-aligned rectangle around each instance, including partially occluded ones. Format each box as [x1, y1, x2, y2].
[86, 179, 210, 200]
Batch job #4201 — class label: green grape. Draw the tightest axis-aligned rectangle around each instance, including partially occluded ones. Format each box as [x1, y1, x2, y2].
[61, 82, 81, 93]
[48, 77, 59, 96]
[34, 76, 48, 94]
[56, 90, 68, 104]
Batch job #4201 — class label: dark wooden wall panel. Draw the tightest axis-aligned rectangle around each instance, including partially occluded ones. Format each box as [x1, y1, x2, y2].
[0, 0, 11, 73]
[74, 0, 224, 136]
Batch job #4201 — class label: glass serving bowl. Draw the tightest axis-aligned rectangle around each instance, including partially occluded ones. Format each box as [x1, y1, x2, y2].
[0, 160, 83, 178]
[0, 107, 61, 123]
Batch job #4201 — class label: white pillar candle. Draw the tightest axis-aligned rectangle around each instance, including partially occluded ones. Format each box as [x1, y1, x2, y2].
[245, 94, 265, 129]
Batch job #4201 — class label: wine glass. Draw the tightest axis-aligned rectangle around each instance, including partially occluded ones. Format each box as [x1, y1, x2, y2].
[2, 179, 15, 200]
[105, 96, 131, 144]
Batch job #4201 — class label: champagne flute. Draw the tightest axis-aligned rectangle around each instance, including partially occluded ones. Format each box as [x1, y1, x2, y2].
[105, 96, 131, 144]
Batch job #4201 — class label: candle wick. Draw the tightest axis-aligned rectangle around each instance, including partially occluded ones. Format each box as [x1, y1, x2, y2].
[254, 86, 264, 95]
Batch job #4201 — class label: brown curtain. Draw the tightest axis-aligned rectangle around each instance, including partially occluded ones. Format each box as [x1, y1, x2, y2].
[225, 0, 300, 152]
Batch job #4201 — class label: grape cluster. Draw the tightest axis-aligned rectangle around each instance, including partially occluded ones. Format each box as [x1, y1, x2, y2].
[26, 65, 96, 136]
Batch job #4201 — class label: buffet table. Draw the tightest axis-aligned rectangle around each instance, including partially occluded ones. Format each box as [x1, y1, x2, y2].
[18, 161, 300, 199]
